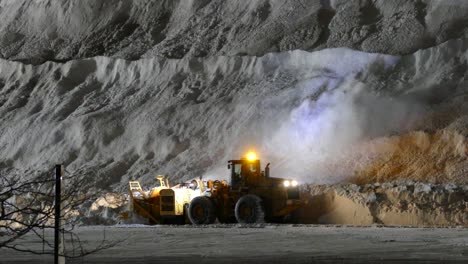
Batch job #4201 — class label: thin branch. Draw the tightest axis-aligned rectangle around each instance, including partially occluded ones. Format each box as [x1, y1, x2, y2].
[0, 166, 123, 257]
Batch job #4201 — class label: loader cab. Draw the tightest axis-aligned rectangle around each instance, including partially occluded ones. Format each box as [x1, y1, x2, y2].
[228, 151, 268, 189]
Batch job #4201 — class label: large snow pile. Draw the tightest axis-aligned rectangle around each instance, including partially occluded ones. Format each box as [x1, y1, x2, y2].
[0, 0, 467, 193]
[0, 1, 466, 228]
[0, 38, 467, 189]
[1, 0, 468, 64]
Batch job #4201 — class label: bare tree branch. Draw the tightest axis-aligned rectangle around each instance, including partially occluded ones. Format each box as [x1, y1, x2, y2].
[0, 166, 123, 258]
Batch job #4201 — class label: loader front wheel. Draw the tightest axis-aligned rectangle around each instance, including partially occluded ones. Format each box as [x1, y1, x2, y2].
[188, 196, 216, 225]
[235, 194, 265, 224]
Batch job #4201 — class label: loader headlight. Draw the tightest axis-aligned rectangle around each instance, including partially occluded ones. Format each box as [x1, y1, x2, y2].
[246, 151, 257, 161]
[283, 180, 298, 187]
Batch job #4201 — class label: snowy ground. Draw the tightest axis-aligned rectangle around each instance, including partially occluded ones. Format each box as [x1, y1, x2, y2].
[1, 225, 467, 263]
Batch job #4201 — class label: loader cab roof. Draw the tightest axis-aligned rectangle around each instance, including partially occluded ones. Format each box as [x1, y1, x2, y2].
[228, 159, 260, 163]
[228, 159, 261, 171]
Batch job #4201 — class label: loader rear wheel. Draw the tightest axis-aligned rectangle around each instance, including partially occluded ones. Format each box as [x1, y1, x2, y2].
[235, 194, 265, 224]
[188, 196, 216, 225]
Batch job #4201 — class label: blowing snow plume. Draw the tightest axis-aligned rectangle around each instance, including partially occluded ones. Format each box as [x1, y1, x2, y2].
[259, 78, 429, 184]
[213, 42, 468, 185]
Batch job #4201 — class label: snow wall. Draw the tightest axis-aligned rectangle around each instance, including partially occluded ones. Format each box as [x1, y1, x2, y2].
[0, 39, 466, 190]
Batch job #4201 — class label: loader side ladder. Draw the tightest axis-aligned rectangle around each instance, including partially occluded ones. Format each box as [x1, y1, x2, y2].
[129, 181, 143, 192]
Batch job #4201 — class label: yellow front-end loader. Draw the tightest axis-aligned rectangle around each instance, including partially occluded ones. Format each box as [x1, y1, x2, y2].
[187, 152, 306, 225]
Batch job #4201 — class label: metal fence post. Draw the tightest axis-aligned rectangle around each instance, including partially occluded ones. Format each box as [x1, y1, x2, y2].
[55, 165, 65, 264]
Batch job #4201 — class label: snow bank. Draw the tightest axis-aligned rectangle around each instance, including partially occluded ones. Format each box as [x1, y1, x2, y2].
[82, 193, 129, 225]
[80, 181, 467, 227]
[299, 182, 467, 226]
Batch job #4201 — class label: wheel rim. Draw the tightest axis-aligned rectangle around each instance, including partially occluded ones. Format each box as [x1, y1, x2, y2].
[193, 204, 204, 220]
[239, 204, 253, 219]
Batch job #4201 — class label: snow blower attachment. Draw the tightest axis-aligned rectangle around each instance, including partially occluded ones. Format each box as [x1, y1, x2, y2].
[188, 152, 305, 224]
[129, 176, 204, 224]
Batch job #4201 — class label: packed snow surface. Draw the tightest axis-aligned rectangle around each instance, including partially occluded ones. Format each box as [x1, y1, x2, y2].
[0, 225, 467, 263]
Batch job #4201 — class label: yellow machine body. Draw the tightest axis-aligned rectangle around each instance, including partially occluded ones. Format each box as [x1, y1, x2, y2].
[160, 188, 203, 216]
[129, 177, 204, 224]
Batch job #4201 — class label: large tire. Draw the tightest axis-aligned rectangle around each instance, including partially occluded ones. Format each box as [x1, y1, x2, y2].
[188, 196, 216, 225]
[235, 194, 265, 224]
